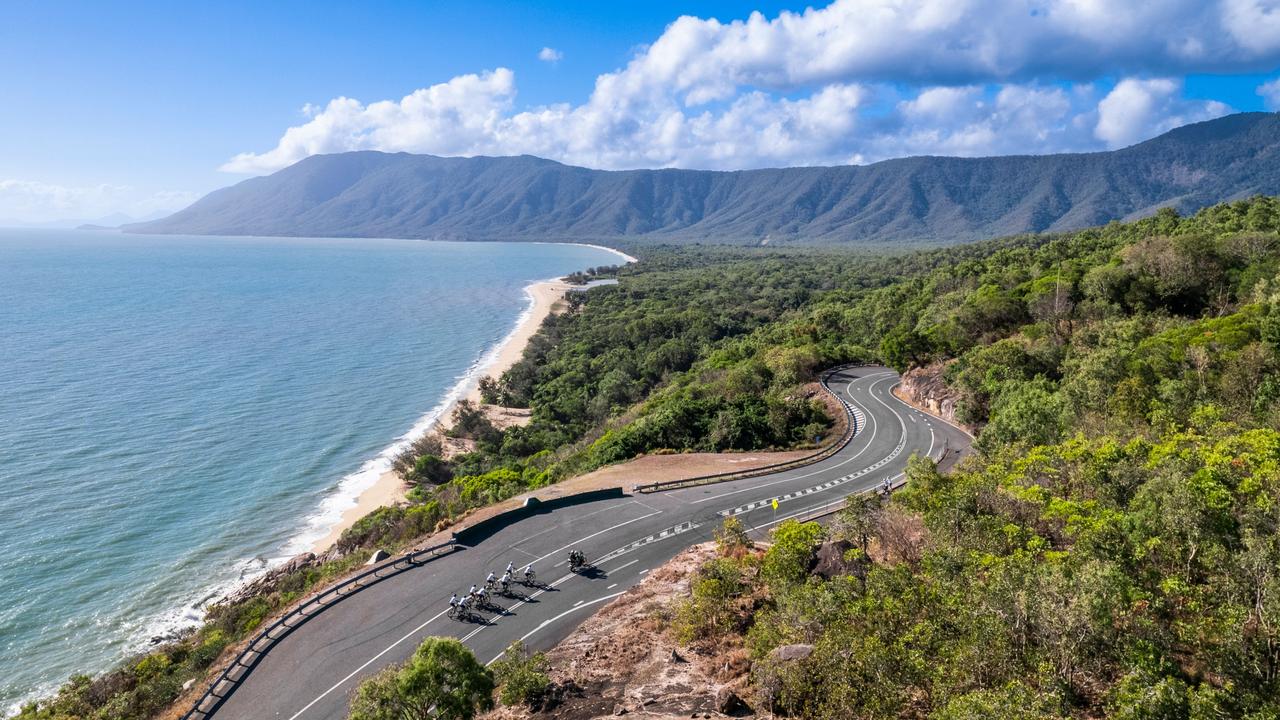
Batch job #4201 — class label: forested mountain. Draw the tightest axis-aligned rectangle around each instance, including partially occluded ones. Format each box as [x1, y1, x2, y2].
[25, 196, 1280, 719]
[130, 113, 1280, 246]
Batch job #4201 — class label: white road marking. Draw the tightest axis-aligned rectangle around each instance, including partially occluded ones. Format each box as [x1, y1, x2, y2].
[285, 606, 452, 720]
[487, 590, 629, 665]
[286, 509, 660, 718]
[606, 583, 618, 589]
[278, 370, 962, 720]
[690, 374, 890, 505]
[543, 509, 662, 567]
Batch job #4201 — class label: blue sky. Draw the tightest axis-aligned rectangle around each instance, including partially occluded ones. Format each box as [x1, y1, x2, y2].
[2, 1, 1278, 223]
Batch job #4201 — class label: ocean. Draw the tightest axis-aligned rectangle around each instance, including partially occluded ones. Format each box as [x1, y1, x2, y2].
[0, 230, 624, 709]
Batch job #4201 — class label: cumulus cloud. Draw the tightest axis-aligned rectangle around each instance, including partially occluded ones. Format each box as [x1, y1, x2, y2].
[537, 47, 562, 63]
[0, 180, 197, 224]
[1095, 78, 1231, 148]
[1260, 77, 1280, 109]
[225, 0, 1269, 173]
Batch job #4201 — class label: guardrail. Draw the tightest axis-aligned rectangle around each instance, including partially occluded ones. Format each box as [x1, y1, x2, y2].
[181, 539, 459, 720]
[634, 364, 869, 493]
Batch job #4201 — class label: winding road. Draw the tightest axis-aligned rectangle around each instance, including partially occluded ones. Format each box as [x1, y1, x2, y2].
[201, 366, 971, 719]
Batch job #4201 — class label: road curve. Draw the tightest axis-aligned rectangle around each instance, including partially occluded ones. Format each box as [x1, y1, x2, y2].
[205, 366, 971, 719]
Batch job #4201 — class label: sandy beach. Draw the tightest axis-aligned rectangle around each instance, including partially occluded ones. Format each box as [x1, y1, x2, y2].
[308, 277, 577, 553]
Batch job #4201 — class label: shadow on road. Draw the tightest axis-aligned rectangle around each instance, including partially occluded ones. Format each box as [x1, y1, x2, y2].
[574, 565, 607, 580]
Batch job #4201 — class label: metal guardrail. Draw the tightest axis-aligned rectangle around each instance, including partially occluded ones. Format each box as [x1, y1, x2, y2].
[634, 364, 870, 493]
[181, 539, 459, 720]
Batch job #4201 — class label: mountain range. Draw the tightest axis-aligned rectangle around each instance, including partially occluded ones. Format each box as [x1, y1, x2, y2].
[129, 112, 1280, 245]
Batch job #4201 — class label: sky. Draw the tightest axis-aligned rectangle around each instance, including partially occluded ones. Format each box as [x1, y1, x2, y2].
[2, 0, 1279, 225]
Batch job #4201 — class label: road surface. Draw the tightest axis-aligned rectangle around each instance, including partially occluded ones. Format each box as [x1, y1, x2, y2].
[202, 366, 971, 719]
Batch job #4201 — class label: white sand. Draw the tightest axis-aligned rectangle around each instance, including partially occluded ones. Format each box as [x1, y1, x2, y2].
[308, 278, 577, 553]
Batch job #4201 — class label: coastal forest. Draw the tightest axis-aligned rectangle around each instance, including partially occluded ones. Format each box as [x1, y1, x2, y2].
[18, 195, 1280, 719]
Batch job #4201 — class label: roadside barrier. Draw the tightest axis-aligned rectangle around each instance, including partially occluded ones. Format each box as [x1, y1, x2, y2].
[634, 364, 870, 493]
[181, 539, 458, 719]
[453, 487, 626, 546]
[182, 485, 629, 718]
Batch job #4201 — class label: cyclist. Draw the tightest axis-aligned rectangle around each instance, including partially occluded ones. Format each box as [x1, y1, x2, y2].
[457, 595, 470, 617]
[499, 571, 512, 593]
[476, 585, 489, 608]
[523, 564, 535, 584]
[505, 561, 516, 575]
[485, 571, 497, 589]
[448, 593, 460, 617]
[468, 583, 479, 601]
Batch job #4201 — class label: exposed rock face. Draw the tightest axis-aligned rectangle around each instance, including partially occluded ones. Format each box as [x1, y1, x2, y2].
[218, 552, 318, 607]
[811, 539, 860, 580]
[481, 543, 755, 720]
[893, 361, 974, 433]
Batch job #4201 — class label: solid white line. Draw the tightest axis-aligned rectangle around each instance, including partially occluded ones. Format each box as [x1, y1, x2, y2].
[543, 509, 662, 567]
[486, 590, 629, 665]
[690, 374, 888, 505]
[755, 472, 905, 530]
[286, 606, 451, 720]
[287, 509, 661, 718]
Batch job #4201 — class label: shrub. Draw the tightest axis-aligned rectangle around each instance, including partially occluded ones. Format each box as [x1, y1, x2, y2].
[490, 641, 551, 707]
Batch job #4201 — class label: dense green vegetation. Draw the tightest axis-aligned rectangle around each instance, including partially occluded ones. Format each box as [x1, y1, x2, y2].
[16, 195, 1280, 720]
[668, 196, 1280, 718]
[347, 637, 493, 720]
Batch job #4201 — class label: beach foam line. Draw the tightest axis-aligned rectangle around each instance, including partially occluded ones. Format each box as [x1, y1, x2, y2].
[123, 277, 556, 668]
[279, 274, 556, 558]
[528, 241, 638, 265]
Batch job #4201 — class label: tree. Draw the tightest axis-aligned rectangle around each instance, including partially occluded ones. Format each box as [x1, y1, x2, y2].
[348, 637, 493, 720]
[762, 520, 824, 588]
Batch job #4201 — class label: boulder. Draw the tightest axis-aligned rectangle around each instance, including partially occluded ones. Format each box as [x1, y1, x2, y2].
[283, 552, 316, 574]
[811, 539, 858, 579]
[366, 549, 391, 565]
[716, 686, 752, 716]
[769, 644, 814, 662]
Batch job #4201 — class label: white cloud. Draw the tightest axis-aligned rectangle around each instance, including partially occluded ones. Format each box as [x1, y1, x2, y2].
[537, 47, 563, 63]
[1260, 77, 1280, 109]
[0, 180, 197, 225]
[1095, 77, 1230, 148]
[224, 0, 1266, 173]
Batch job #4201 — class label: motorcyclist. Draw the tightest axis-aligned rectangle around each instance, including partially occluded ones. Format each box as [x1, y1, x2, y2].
[568, 549, 584, 569]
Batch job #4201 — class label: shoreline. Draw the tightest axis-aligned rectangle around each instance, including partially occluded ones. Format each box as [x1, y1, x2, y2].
[305, 277, 579, 554]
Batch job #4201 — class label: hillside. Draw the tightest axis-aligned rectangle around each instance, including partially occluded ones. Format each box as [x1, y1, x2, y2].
[129, 113, 1280, 245]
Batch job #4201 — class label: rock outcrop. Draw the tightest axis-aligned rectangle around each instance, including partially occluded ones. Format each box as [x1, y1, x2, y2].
[482, 543, 756, 720]
[893, 361, 974, 434]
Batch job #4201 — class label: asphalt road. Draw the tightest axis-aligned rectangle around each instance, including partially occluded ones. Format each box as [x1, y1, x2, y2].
[204, 366, 971, 719]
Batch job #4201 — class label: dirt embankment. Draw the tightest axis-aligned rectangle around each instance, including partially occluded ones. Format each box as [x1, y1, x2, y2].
[483, 543, 755, 720]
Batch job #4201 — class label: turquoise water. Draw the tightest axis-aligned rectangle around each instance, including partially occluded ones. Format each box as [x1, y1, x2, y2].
[0, 230, 622, 709]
